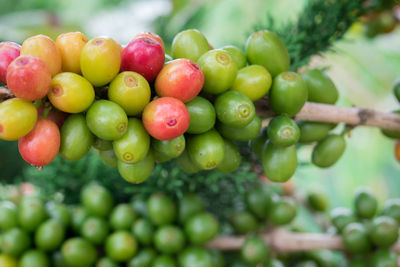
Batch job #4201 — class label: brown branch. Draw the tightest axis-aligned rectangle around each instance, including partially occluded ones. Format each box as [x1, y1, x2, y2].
[207, 228, 400, 253]
[0, 87, 14, 101]
[256, 99, 400, 131]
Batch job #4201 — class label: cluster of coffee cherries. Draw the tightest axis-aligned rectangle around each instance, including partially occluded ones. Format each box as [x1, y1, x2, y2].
[0, 183, 222, 267]
[0, 27, 347, 184]
[330, 188, 400, 266]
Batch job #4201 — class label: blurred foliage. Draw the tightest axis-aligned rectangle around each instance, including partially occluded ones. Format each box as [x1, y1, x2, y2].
[0, 0, 129, 15]
[0, 140, 26, 181]
[0, 0, 132, 42]
[155, 1, 209, 51]
[371, 0, 398, 10]
[156, 0, 370, 63]
[0, 0, 58, 14]
[170, 0, 191, 15]
[253, 0, 370, 70]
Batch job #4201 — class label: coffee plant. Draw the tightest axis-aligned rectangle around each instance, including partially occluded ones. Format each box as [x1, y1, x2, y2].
[0, 0, 399, 266]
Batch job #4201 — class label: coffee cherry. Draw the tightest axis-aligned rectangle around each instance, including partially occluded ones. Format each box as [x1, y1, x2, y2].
[121, 37, 164, 82]
[80, 37, 121, 87]
[18, 119, 60, 167]
[21, 34, 62, 76]
[0, 42, 21, 84]
[56, 32, 88, 74]
[7, 55, 51, 101]
[142, 97, 190, 141]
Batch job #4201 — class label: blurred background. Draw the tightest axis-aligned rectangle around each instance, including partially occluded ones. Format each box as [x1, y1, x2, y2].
[0, 0, 399, 214]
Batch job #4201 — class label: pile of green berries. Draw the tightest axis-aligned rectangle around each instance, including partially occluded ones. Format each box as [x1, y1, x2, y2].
[230, 185, 297, 266]
[231, 185, 297, 235]
[0, 183, 223, 267]
[0, 27, 349, 184]
[330, 188, 400, 267]
[0, 182, 398, 266]
[227, 187, 400, 267]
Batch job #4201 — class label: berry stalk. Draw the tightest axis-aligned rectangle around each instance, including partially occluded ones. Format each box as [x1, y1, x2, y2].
[0, 86, 14, 101]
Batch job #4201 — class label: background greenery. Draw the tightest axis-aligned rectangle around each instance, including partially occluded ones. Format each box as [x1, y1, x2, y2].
[0, 0, 399, 215]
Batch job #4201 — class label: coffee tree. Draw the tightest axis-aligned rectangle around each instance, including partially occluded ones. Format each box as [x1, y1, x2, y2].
[0, 0, 399, 266]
